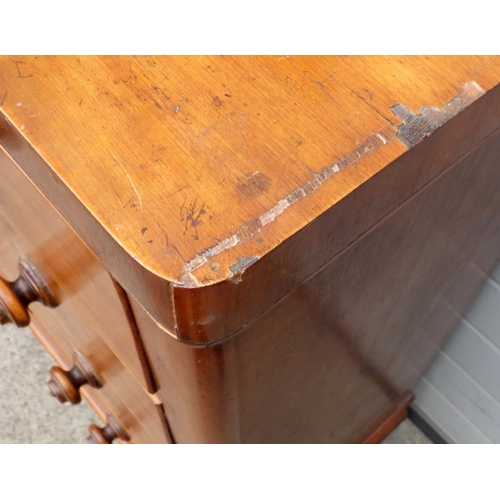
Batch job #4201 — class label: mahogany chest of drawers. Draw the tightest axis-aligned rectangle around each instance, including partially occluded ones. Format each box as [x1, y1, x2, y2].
[1, 56, 500, 443]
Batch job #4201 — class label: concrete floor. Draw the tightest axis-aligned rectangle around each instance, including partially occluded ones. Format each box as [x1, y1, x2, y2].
[0, 322, 96, 443]
[0, 322, 432, 444]
[382, 419, 432, 444]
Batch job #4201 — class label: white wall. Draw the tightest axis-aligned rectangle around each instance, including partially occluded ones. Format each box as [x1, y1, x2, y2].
[413, 261, 500, 443]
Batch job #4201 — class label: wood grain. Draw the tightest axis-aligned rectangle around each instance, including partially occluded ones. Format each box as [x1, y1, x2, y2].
[0, 148, 155, 390]
[170, 81, 500, 343]
[130, 125, 500, 442]
[1, 57, 500, 340]
[2, 57, 500, 443]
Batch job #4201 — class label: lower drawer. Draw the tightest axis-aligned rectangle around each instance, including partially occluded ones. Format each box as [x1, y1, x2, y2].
[0, 139, 170, 443]
[29, 309, 170, 444]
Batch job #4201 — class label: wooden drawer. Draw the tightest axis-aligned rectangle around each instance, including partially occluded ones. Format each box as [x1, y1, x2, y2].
[29, 311, 169, 444]
[0, 148, 169, 443]
[0, 148, 154, 393]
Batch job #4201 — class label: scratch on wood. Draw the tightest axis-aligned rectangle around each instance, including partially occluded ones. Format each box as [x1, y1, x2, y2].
[171, 244, 185, 262]
[180, 125, 395, 284]
[11, 60, 33, 78]
[165, 184, 188, 198]
[362, 88, 373, 101]
[201, 125, 215, 136]
[237, 171, 271, 197]
[180, 199, 207, 241]
[122, 168, 143, 212]
[112, 153, 130, 167]
[391, 82, 484, 149]
[197, 314, 217, 326]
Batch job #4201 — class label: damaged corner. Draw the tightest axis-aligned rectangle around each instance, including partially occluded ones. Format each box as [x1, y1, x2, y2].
[228, 256, 259, 283]
[391, 82, 485, 149]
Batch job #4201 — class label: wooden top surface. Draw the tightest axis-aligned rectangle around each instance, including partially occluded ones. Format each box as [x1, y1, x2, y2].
[1, 56, 499, 287]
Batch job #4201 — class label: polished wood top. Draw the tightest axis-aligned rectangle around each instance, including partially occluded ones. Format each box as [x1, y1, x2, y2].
[1, 56, 499, 287]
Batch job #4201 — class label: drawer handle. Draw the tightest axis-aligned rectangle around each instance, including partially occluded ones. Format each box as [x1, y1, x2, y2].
[47, 351, 102, 405]
[87, 414, 130, 444]
[0, 256, 58, 327]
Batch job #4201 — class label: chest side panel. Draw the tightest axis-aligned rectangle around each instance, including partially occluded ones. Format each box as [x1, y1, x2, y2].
[132, 125, 500, 443]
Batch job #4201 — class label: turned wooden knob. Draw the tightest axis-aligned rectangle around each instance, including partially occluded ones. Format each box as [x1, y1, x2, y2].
[87, 414, 129, 444]
[47, 351, 101, 405]
[0, 257, 58, 327]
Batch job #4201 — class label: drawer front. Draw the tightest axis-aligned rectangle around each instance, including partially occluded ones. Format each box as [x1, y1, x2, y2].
[29, 311, 169, 444]
[0, 148, 154, 392]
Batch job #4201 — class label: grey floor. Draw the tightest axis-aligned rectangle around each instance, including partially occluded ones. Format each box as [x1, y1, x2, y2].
[381, 419, 432, 444]
[0, 322, 432, 444]
[0, 322, 96, 443]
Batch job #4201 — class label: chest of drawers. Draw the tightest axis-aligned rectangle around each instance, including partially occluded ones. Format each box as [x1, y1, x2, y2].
[1, 56, 500, 443]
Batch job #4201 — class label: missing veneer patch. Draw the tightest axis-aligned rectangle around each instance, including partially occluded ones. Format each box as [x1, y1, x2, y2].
[180, 83, 484, 285]
[391, 82, 485, 149]
[180, 126, 395, 284]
